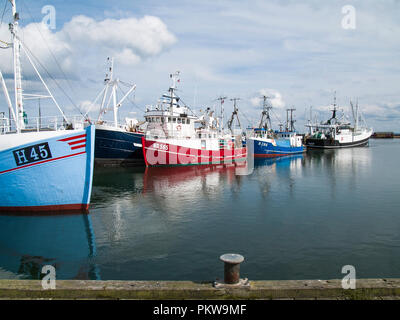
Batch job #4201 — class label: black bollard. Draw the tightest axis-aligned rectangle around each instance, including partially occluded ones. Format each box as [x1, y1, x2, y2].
[220, 253, 244, 284]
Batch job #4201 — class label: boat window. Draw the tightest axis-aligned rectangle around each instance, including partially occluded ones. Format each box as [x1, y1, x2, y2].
[168, 117, 172, 122]
[173, 118, 176, 123]
[177, 118, 182, 124]
[182, 118, 186, 124]
[187, 119, 190, 124]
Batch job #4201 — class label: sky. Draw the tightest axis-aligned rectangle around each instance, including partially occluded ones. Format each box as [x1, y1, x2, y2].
[0, 0, 399, 132]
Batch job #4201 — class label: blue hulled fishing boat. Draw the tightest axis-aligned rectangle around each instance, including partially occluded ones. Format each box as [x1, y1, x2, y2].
[247, 96, 304, 158]
[0, 0, 95, 213]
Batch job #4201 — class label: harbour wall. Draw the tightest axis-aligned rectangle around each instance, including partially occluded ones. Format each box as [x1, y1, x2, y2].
[1, 279, 400, 299]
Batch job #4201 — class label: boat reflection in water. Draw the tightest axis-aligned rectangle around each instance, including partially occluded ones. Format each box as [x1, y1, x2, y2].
[253, 154, 304, 198]
[143, 162, 248, 196]
[0, 213, 99, 280]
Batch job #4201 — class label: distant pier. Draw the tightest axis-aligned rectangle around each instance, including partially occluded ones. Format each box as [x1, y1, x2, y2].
[371, 132, 400, 139]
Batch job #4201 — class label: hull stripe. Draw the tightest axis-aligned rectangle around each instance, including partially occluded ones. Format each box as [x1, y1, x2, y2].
[68, 139, 87, 145]
[0, 151, 86, 175]
[0, 203, 89, 214]
[71, 144, 86, 150]
[58, 134, 86, 142]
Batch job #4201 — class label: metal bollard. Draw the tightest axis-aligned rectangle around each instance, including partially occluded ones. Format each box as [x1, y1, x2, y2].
[220, 253, 244, 284]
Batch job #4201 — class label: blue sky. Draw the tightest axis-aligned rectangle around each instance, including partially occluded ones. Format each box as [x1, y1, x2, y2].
[0, 0, 399, 132]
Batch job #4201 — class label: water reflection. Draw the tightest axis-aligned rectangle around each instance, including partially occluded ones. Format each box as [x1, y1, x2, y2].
[254, 155, 304, 198]
[0, 213, 99, 280]
[0, 146, 378, 281]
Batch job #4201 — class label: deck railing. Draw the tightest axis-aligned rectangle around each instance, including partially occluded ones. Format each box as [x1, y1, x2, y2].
[0, 115, 85, 134]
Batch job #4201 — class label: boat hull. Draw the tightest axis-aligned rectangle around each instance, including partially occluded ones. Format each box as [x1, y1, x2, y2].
[252, 138, 304, 158]
[94, 126, 144, 166]
[305, 136, 370, 149]
[0, 126, 95, 213]
[142, 137, 247, 167]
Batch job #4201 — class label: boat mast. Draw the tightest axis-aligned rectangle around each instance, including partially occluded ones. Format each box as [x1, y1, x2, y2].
[228, 98, 241, 136]
[9, 0, 24, 131]
[258, 95, 272, 131]
[332, 91, 337, 120]
[109, 58, 119, 128]
[217, 96, 227, 133]
[169, 71, 180, 136]
[290, 108, 296, 132]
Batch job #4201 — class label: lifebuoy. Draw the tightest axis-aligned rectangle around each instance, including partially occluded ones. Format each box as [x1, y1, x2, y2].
[176, 125, 182, 131]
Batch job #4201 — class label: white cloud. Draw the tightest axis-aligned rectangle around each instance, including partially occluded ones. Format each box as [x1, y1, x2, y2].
[0, 14, 176, 78]
[250, 89, 285, 109]
[61, 15, 177, 63]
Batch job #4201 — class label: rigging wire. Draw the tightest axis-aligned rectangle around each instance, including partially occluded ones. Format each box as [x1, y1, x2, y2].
[116, 82, 145, 114]
[0, 0, 8, 27]
[19, 0, 77, 98]
[238, 109, 253, 128]
[271, 108, 283, 126]
[20, 38, 87, 120]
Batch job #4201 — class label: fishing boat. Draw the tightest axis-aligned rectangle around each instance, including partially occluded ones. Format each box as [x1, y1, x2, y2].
[247, 96, 304, 157]
[142, 72, 247, 167]
[0, 0, 95, 213]
[86, 58, 144, 167]
[305, 94, 373, 149]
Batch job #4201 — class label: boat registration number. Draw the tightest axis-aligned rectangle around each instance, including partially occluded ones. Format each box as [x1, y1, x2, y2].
[13, 142, 53, 166]
[152, 143, 168, 151]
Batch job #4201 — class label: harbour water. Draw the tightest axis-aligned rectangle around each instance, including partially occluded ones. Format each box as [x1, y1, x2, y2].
[1, 139, 400, 281]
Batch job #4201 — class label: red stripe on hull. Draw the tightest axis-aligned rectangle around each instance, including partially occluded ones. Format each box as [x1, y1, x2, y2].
[0, 203, 89, 215]
[71, 144, 86, 150]
[58, 134, 86, 142]
[68, 139, 86, 145]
